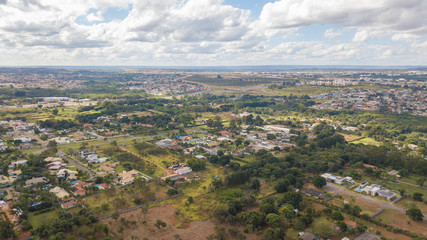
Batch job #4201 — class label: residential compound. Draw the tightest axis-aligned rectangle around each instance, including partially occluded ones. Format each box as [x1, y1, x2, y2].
[312, 88, 427, 116]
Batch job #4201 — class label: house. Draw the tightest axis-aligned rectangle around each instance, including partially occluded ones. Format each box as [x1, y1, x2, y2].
[50, 137, 72, 144]
[88, 157, 107, 164]
[50, 187, 70, 199]
[100, 164, 115, 174]
[25, 177, 48, 187]
[57, 169, 78, 179]
[8, 170, 22, 180]
[354, 232, 380, 240]
[9, 160, 28, 170]
[96, 183, 112, 190]
[70, 182, 90, 196]
[303, 188, 326, 199]
[44, 157, 63, 162]
[119, 169, 140, 180]
[377, 190, 396, 200]
[175, 167, 192, 175]
[60, 199, 78, 209]
[297, 232, 317, 240]
[361, 184, 381, 196]
[321, 173, 354, 185]
[121, 177, 135, 185]
[0, 175, 12, 187]
[14, 137, 31, 143]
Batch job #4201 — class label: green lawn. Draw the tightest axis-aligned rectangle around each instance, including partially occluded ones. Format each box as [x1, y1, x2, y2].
[351, 137, 382, 146]
[28, 210, 58, 227]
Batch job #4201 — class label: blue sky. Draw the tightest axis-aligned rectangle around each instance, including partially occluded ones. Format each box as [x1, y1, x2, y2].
[0, 0, 426, 66]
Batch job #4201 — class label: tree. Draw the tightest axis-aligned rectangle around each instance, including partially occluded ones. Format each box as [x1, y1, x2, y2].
[167, 189, 179, 196]
[274, 180, 289, 193]
[52, 109, 59, 115]
[412, 192, 423, 202]
[331, 211, 344, 221]
[312, 175, 327, 188]
[112, 212, 120, 222]
[416, 178, 425, 187]
[265, 213, 281, 227]
[250, 179, 260, 190]
[40, 134, 48, 141]
[262, 228, 285, 240]
[0, 213, 15, 239]
[47, 140, 57, 148]
[406, 208, 424, 221]
[336, 221, 347, 232]
[154, 219, 166, 229]
[140, 205, 148, 220]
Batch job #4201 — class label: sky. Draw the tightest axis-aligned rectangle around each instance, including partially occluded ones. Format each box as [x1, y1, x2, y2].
[0, 0, 426, 66]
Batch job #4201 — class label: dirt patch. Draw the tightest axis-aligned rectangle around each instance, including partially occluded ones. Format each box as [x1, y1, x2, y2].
[102, 204, 256, 240]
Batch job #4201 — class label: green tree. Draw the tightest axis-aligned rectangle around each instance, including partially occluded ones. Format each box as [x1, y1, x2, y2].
[406, 208, 424, 221]
[331, 211, 344, 221]
[154, 219, 166, 229]
[47, 140, 57, 148]
[265, 213, 281, 227]
[312, 175, 327, 188]
[0, 213, 15, 239]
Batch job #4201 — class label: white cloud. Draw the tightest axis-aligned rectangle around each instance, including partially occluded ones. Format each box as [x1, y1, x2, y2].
[87, 11, 104, 22]
[324, 28, 342, 38]
[0, 0, 425, 65]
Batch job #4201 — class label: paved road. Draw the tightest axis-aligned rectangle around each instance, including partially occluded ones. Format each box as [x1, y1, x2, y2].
[60, 152, 97, 179]
[323, 183, 406, 213]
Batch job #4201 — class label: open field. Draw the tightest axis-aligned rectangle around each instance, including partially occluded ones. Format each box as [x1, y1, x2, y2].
[341, 133, 364, 142]
[398, 198, 427, 213]
[329, 193, 382, 216]
[102, 204, 258, 240]
[82, 182, 169, 215]
[28, 210, 58, 228]
[374, 209, 427, 237]
[351, 137, 382, 146]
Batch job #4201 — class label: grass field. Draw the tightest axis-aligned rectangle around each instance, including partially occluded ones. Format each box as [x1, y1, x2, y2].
[351, 137, 382, 146]
[341, 133, 363, 142]
[374, 209, 427, 237]
[82, 182, 169, 215]
[28, 210, 58, 227]
[329, 194, 382, 216]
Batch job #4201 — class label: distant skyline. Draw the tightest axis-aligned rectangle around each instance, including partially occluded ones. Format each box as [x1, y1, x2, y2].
[0, 0, 426, 66]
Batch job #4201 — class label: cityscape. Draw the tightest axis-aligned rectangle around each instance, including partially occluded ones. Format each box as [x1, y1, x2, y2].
[0, 1, 426, 240]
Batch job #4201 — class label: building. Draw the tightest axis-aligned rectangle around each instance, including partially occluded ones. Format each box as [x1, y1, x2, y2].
[9, 160, 28, 170]
[303, 188, 326, 199]
[50, 187, 70, 199]
[297, 232, 317, 240]
[354, 232, 380, 240]
[176, 167, 192, 175]
[0, 175, 12, 187]
[61, 199, 78, 209]
[14, 137, 31, 143]
[119, 169, 140, 184]
[25, 177, 48, 187]
[56, 169, 78, 179]
[321, 173, 354, 185]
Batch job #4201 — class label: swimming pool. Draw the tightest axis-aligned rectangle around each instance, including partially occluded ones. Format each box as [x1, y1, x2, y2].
[355, 187, 362, 192]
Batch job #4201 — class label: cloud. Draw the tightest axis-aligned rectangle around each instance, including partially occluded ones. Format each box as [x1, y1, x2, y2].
[87, 11, 104, 22]
[0, 0, 425, 65]
[324, 28, 342, 38]
[259, 0, 427, 38]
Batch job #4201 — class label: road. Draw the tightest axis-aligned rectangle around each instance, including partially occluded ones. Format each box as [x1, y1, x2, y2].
[323, 183, 406, 213]
[60, 151, 97, 179]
